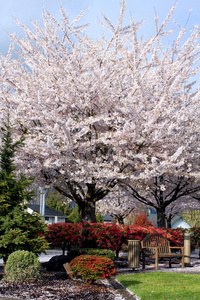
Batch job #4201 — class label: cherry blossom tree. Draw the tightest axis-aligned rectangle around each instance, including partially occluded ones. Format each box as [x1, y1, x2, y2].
[120, 175, 200, 227]
[97, 184, 141, 224]
[0, 1, 200, 222]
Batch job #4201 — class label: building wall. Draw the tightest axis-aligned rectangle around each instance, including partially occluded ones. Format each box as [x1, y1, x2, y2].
[44, 216, 66, 224]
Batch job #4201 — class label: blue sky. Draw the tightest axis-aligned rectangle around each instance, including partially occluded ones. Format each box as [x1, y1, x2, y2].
[0, 0, 200, 55]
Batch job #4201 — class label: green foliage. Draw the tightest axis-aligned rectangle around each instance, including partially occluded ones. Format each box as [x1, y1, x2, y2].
[0, 206, 49, 262]
[117, 272, 200, 300]
[0, 119, 24, 175]
[4, 250, 42, 282]
[46, 189, 80, 223]
[189, 227, 200, 249]
[179, 227, 200, 250]
[66, 203, 81, 224]
[70, 255, 116, 283]
[0, 172, 34, 215]
[0, 119, 34, 215]
[181, 210, 200, 227]
[0, 119, 49, 262]
[68, 248, 115, 261]
[46, 189, 72, 215]
[96, 211, 104, 223]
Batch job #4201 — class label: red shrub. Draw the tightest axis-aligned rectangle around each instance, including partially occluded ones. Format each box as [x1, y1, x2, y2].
[163, 228, 183, 247]
[82, 222, 126, 254]
[134, 213, 154, 227]
[45, 222, 183, 255]
[45, 223, 83, 254]
[70, 255, 116, 283]
[125, 226, 183, 246]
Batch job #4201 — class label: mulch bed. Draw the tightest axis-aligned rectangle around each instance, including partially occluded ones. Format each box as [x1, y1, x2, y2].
[0, 265, 121, 300]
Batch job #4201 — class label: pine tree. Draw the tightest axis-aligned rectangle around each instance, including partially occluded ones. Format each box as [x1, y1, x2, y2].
[0, 118, 24, 175]
[0, 118, 33, 213]
[0, 118, 49, 266]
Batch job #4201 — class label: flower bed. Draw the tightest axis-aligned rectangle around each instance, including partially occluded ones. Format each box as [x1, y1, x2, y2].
[45, 222, 184, 254]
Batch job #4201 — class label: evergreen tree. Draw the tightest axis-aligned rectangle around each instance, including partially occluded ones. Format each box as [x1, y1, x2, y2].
[0, 118, 33, 213]
[0, 119, 24, 175]
[0, 118, 49, 265]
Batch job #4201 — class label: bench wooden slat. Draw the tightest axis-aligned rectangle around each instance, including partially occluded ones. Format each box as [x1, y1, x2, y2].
[141, 233, 184, 270]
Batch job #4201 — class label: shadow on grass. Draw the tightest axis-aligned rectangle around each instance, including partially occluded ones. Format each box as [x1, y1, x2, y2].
[117, 279, 142, 288]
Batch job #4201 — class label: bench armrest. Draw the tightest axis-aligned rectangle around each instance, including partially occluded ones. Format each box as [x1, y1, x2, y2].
[170, 246, 184, 253]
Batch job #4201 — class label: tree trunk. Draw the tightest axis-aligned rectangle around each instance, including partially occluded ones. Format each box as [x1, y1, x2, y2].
[116, 216, 124, 225]
[62, 242, 66, 255]
[167, 215, 172, 228]
[79, 200, 96, 222]
[157, 208, 166, 228]
[3, 258, 6, 273]
[156, 177, 167, 228]
[56, 180, 115, 223]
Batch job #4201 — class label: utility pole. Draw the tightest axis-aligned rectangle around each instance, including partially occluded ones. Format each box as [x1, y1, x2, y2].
[39, 187, 46, 219]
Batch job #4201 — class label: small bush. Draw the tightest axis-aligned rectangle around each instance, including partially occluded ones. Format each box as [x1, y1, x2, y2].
[189, 227, 200, 250]
[134, 213, 155, 227]
[68, 248, 115, 261]
[4, 250, 42, 282]
[70, 255, 116, 283]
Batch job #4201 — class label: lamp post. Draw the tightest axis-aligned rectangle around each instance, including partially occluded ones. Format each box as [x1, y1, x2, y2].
[39, 187, 46, 219]
[146, 208, 150, 227]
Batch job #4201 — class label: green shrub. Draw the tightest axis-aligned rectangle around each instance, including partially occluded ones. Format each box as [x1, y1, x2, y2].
[4, 250, 42, 282]
[177, 227, 200, 250]
[189, 227, 200, 250]
[68, 248, 115, 261]
[70, 255, 116, 283]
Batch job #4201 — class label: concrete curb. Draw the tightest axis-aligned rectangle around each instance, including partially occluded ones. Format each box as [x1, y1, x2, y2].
[109, 277, 139, 300]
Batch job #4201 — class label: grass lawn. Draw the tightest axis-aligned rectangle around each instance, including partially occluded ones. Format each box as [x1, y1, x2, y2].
[117, 272, 200, 300]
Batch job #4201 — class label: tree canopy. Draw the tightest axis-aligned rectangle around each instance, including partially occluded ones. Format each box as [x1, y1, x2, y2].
[0, 1, 200, 224]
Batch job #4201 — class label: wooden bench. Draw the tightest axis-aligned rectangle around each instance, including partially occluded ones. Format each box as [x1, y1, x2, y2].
[141, 233, 184, 270]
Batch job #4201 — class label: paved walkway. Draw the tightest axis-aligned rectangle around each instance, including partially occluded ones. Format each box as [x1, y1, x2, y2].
[116, 249, 200, 275]
[0, 249, 64, 266]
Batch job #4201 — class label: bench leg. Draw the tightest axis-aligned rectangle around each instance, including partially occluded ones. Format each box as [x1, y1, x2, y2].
[142, 253, 145, 269]
[155, 249, 158, 270]
[181, 255, 184, 268]
[169, 258, 171, 268]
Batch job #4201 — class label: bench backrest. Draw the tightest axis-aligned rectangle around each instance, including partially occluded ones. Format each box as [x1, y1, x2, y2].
[141, 233, 170, 254]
